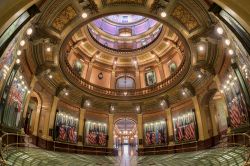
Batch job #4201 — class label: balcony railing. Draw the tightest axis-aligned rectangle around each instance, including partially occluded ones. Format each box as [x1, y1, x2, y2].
[60, 52, 188, 99]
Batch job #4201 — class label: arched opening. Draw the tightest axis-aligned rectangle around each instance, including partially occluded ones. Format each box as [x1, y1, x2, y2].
[24, 91, 42, 136]
[114, 118, 137, 157]
[116, 76, 136, 89]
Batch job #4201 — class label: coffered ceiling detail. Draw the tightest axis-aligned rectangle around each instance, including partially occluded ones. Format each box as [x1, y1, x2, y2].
[171, 4, 199, 32]
[52, 5, 77, 31]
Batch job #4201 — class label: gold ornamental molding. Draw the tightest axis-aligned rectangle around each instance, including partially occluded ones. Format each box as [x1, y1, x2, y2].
[171, 4, 199, 32]
[52, 6, 77, 32]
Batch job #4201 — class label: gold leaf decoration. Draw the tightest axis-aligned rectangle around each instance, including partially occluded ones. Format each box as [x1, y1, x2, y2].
[52, 6, 77, 31]
[171, 5, 199, 32]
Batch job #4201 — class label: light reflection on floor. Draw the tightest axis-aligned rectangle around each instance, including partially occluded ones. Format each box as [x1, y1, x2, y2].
[118, 144, 137, 166]
[5, 146, 248, 166]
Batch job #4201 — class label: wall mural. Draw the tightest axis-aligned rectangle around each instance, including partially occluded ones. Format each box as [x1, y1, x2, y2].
[3, 71, 27, 129]
[145, 69, 157, 86]
[72, 59, 84, 76]
[85, 120, 107, 146]
[223, 71, 248, 129]
[172, 109, 197, 143]
[144, 120, 167, 146]
[55, 110, 79, 143]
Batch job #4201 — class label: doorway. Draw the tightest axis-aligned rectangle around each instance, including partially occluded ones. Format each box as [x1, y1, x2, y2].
[114, 118, 137, 157]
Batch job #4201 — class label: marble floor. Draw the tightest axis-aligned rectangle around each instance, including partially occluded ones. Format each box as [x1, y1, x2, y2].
[3, 145, 248, 166]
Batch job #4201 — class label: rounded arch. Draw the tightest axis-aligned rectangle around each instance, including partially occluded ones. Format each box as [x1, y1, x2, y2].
[29, 90, 43, 136]
[115, 75, 136, 89]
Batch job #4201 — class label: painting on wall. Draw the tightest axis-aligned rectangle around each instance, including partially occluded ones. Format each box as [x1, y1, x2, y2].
[85, 120, 107, 146]
[144, 120, 167, 146]
[145, 69, 157, 86]
[169, 61, 177, 73]
[172, 109, 198, 143]
[55, 110, 79, 143]
[72, 59, 84, 76]
[3, 71, 27, 129]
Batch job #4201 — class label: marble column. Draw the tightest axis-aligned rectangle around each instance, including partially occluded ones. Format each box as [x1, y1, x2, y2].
[78, 108, 86, 145]
[136, 70, 141, 89]
[209, 102, 219, 137]
[110, 70, 116, 89]
[47, 96, 59, 140]
[158, 63, 165, 81]
[86, 62, 93, 81]
[108, 114, 114, 148]
[213, 75, 229, 117]
[32, 102, 42, 136]
[165, 108, 174, 145]
[137, 114, 143, 148]
[22, 75, 38, 118]
[192, 96, 209, 141]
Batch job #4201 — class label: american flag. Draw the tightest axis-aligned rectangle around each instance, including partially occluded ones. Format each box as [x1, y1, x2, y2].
[98, 132, 106, 146]
[87, 132, 96, 145]
[145, 132, 151, 145]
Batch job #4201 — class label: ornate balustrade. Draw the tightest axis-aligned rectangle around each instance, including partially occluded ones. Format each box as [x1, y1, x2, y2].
[60, 51, 189, 100]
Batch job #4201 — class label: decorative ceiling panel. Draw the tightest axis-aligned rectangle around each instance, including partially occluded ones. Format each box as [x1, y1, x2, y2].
[81, 42, 96, 55]
[102, 0, 146, 6]
[171, 4, 199, 32]
[52, 6, 77, 32]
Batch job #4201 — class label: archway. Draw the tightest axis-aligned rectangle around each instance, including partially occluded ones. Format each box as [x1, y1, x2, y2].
[114, 117, 137, 157]
[24, 91, 42, 136]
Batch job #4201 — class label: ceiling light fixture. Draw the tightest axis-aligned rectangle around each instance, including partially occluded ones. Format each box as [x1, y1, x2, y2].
[216, 27, 224, 35]
[48, 74, 53, 79]
[82, 12, 88, 19]
[160, 11, 167, 18]
[16, 59, 21, 64]
[198, 45, 205, 52]
[46, 47, 51, 52]
[26, 28, 33, 35]
[20, 40, 26, 47]
[228, 49, 234, 55]
[224, 39, 230, 46]
[17, 50, 22, 56]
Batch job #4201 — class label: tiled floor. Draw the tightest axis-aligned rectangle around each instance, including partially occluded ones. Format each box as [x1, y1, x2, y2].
[3, 146, 248, 166]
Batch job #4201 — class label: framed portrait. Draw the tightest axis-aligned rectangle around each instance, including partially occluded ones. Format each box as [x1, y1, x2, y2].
[145, 69, 157, 86]
[72, 60, 84, 75]
[169, 61, 177, 73]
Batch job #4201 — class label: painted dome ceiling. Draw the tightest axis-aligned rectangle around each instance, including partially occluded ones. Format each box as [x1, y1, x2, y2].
[88, 14, 163, 51]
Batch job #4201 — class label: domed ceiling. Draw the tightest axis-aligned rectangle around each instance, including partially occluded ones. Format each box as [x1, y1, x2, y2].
[25, 0, 222, 112]
[88, 14, 162, 51]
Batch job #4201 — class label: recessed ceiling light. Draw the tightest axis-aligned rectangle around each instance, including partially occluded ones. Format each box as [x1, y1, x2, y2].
[46, 47, 51, 52]
[224, 39, 230, 46]
[216, 27, 224, 35]
[198, 74, 202, 78]
[26, 28, 33, 35]
[82, 12, 88, 19]
[20, 40, 26, 47]
[160, 11, 167, 18]
[17, 50, 22, 56]
[65, 92, 69, 96]
[49, 74, 53, 79]
[198, 45, 205, 52]
[228, 49, 234, 55]
[16, 59, 21, 64]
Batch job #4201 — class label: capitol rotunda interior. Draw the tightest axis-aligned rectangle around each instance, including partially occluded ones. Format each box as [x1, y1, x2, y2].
[0, 0, 249, 165]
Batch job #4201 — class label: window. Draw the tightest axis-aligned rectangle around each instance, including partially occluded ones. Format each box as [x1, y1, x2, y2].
[116, 76, 135, 89]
